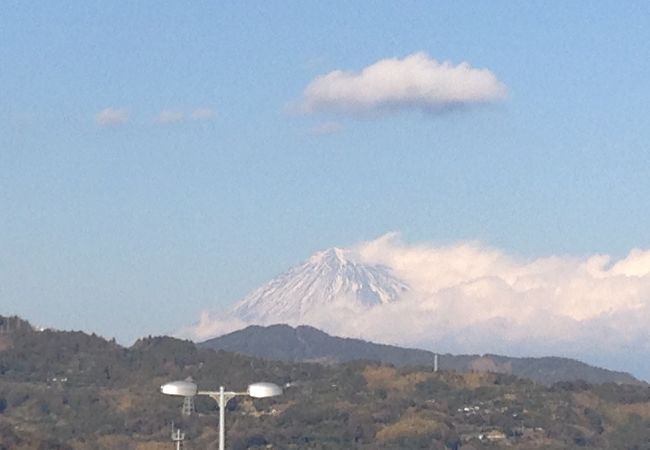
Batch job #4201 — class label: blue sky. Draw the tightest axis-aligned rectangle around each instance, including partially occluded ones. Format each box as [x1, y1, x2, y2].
[2, 2, 650, 345]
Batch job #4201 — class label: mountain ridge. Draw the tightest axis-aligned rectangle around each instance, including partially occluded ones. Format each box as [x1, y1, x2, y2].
[198, 323, 642, 386]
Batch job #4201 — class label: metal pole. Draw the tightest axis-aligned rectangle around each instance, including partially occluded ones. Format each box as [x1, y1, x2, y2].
[219, 386, 225, 450]
[162, 382, 280, 450]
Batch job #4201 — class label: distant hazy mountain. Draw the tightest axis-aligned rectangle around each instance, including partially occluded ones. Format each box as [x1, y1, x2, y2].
[231, 247, 409, 323]
[198, 324, 641, 386]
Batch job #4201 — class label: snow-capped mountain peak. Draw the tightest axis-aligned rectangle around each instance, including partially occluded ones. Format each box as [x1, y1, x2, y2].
[231, 247, 409, 324]
[308, 247, 349, 265]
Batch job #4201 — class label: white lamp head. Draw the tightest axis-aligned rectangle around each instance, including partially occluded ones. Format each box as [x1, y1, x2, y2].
[160, 380, 198, 397]
[247, 382, 283, 399]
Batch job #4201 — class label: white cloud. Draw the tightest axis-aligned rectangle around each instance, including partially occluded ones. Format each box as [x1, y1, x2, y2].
[176, 311, 247, 341]
[190, 108, 216, 120]
[183, 233, 650, 377]
[301, 52, 507, 115]
[95, 108, 129, 127]
[155, 108, 216, 123]
[156, 109, 184, 124]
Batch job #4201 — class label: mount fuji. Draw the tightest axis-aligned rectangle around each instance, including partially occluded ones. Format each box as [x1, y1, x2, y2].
[230, 247, 409, 325]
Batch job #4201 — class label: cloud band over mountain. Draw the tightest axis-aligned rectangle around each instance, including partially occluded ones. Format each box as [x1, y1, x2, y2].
[350, 234, 650, 356]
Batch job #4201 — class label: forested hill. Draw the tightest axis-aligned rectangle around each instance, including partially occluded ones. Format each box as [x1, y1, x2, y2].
[198, 324, 640, 385]
[3, 315, 650, 449]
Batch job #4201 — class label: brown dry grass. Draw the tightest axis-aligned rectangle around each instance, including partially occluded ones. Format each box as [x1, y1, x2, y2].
[363, 366, 430, 393]
[460, 372, 499, 389]
[135, 442, 171, 450]
[606, 402, 650, 422]
[572, 392, 601, 409]
[0, 336, 12, 351]
[98, 388, 134, 413]
[376, 414, 442, 441]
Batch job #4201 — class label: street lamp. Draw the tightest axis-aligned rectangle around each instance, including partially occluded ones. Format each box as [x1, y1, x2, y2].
[161, 379, 282, 450]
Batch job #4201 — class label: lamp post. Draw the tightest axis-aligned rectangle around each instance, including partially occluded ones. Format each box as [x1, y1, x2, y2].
[161, 380, 282, 450]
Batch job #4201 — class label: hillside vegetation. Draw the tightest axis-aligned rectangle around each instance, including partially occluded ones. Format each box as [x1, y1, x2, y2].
[2, 316, 650, 449]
